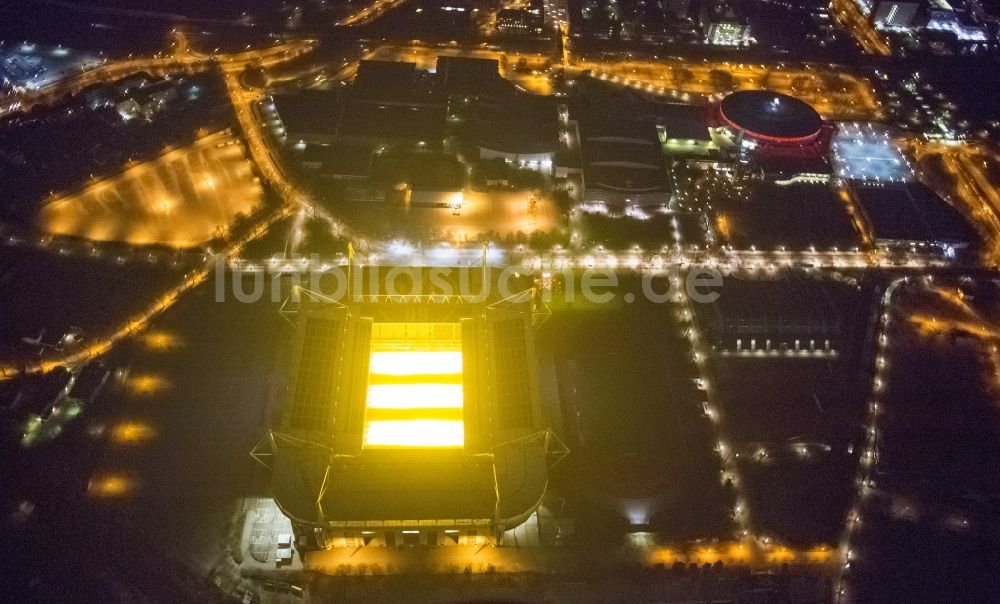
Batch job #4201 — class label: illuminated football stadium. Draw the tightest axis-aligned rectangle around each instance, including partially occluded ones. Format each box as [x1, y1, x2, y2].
[263, 293, 564, 549]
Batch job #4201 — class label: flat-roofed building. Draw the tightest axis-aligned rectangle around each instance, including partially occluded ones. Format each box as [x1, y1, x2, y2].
[579, 119, 670, 212]
[272, 90, 446, 149]
[271, 56, 560, 176]
[851, 182, 979, 257]
[873, 0, 920, 30]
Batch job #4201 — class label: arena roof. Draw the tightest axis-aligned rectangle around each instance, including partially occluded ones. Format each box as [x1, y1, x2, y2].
[581, 120, 668, 193]
[719, 90, 823, 142]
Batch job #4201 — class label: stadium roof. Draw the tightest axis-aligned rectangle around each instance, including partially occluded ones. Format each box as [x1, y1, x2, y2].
[269, 299, 556, 531]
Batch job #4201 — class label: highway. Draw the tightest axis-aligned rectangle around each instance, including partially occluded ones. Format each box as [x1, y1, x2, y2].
[335, 0, 412, 26]
[0, 36, 315, 379]
[829, 0, 892, 56]
[906, 138, 1000, 265]
[225, 246, 948, 274]
[321, 41, 882, 119]
[571, 58, 883, 120]
[0, 34, 314, 117]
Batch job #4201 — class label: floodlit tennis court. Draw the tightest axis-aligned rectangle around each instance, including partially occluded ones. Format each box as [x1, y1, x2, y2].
[832, 123, 913, 183]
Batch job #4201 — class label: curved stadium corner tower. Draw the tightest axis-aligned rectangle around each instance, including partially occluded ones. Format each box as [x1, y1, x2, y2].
[266, 293, 561, 549]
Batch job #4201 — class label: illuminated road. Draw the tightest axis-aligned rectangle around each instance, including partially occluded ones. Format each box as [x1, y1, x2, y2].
[573, 59, 883, 120]
[226, 246, 948, 275]
[335, 0, 411, 26]
[661, 214, 755, 547]
[358, 42, 882, 119]
[0, 36, 314, 117]
[829, 0, 892, 56]
[363, 43, 557, 94]
[220, 61, 356, 245]
[304, 537, 834, 573]
[0, 205, 290, 380]
[834, 276, 906, 603]
[906, 139, 1000, 265]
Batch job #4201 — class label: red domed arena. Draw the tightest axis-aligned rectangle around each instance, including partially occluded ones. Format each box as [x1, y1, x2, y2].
[717, 90, 832, 161]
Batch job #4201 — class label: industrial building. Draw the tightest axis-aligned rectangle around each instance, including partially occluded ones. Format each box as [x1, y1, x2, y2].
[873, 1, 921, 29]
[496, 0, 545, 34]
[856, 0, 989, 51]
[568, 77, 718, 212]
[269, 57, 560, 178]
[0, 41, 99, 93]
[262, 289, 565, 550]
[850, 182, 978, 255]
[579, 119, 670, 212]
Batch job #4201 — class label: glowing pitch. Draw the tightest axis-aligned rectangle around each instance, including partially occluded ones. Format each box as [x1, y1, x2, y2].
[362, 324, 465, 448]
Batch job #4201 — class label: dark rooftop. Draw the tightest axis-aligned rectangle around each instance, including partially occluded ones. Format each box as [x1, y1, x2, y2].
[651, 102, 713, 142]
[354, 60, 418, 101]
[853, 182, 978, 246]
[581, 118, 667, 192]
[273, 91, 446, 145]
[436, 55, 502, 96]
[720, 90, 822, 140]
[338, 101, 446, 143]
[272, 90, 341, 137]
[301, 143, 374, 178]
[474, 93, 559, 154]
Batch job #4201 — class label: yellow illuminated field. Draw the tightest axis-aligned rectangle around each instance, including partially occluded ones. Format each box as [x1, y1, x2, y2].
[367, 383, 463, 409]
[368, 351, 463, 376]
[364, 420, 464, 448]
[362, 324, 465, 449]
